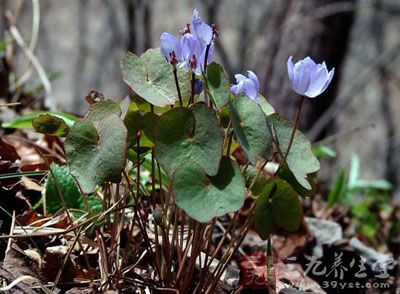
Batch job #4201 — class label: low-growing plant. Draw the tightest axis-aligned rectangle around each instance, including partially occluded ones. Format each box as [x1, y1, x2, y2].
[328, 154, 392, 240]
[6, 8, 336, 293]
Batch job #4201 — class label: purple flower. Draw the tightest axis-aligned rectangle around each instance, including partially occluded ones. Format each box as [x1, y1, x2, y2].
[192, 9, 213, 45]
[160, 32, 182, 65]
[160, 9, 214, 73]
[287, 56, 334, 98]
[194, 78, 204, 94]
[230, 71, 260, 102]
[181, 33, 213, 74]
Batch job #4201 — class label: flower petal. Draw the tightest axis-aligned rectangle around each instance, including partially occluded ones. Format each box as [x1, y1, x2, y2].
[206, 42, 214, 64]
[198, 42, 214, 72]
[293, 60, 311, 95]
[247, 71, 259, 93]
[230, 84, 241, 96]
[320, 68, 335, 94]
[301, 57, 318, 70]
[287, 56, 334, 98]
[304, 66, 329, 98]
[243, 80, 258, 100]
[192, 9, 213, 44]
[234, 74, 247, 83]
[287, 56, 295, 88]
[160, 32, 181, 60]
[181, 33, 199, 61]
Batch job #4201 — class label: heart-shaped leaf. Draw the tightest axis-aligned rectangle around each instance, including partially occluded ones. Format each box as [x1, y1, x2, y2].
[244, 165, 268, 197]
[124, 103, 159, 149]
[121, 48, 190, 107]
[278, 163, 317, 197]
[269, 113, 320, 190]
[173, 156, 245, 222]
[230, 95, 272, 164]
[45, 163, 81, 213]
[86, 99, 121, 127]
[32, 114, 69, 137]
[206, 62, 230, 110]
[65, 114, 127, 194]
[255, 179, 302, 239]
[155, 102, 223, 177]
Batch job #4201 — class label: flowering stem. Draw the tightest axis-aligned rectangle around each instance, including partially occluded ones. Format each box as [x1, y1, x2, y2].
[277, 96, 305, 173]
[173, 67, 183, 107]
[203, 44, 211, 73]
[188, 71, 195, 106]
[203, 44, 211, 106]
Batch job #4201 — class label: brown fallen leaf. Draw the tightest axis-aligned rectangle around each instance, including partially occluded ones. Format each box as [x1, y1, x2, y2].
[1, 244, 47, 293]
[273, 219, 314, 260]
[0, 138, 20, 161]
[276, 262, 326, 293]
[43, 245, 77, 282]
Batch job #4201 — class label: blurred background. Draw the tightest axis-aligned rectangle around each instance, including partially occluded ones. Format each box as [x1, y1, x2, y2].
[1, 0, 400, 198]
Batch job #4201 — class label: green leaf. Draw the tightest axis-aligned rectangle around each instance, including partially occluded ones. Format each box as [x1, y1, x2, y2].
[32, 114, 70, 137]
[206, 62, 230, 110]
[172, 156, 245, 222]
[278, 163, 317, 197]
[78, 196, 103, 213]
[129, 93, 177, 114]
[141, 112, 158, 144]
[86, 99, 121, 126]
[348, 153, 360, 190]
[352, 179, 392, 191]
[155, 102, 223, 177]
[258, 94, 275, 116]
[327, 168, 347, 207]
[45, 163, 81, 214]
[124, 103, 158, 149]
[2, 111, 77, 129]
[0, 39, 11, 53]
[65, 114, 127, 194]
[270, 113, 320, 190]
[219, 105, 231, 128]
[230, 95, 272, 164]
[255, 179, 302, 239]
[313, 145, 336, 159]
[244, 165, 268, 197]
[124, 106, 144, 149]
[121, 49, 190, 107]
[140, 153, 170, 187]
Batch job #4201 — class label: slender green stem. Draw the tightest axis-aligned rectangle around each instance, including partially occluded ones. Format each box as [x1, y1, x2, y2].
[173, 67, 183, 107]
[203, 44, 211, 106]
[124, 134, 160, 279]
[276, 96, 305, 174]
[150, 105, 156, 209]
[226, 131, 234, 156]
[188, 72, 195, 107]
[266, 235, 276, 292]
[203, 44, 211, 73]
[150, 105, 162, 280]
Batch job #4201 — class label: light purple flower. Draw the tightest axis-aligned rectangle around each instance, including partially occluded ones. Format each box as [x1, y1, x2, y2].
[198, 41, 214, 71]
[181, 33, 201, 61]
[287, 56, 334, 98]
[192, 8, 213, 45]
[160, 32, 182, 64]
[181, 33, 213, 74]
[230, 71, 260, 102]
